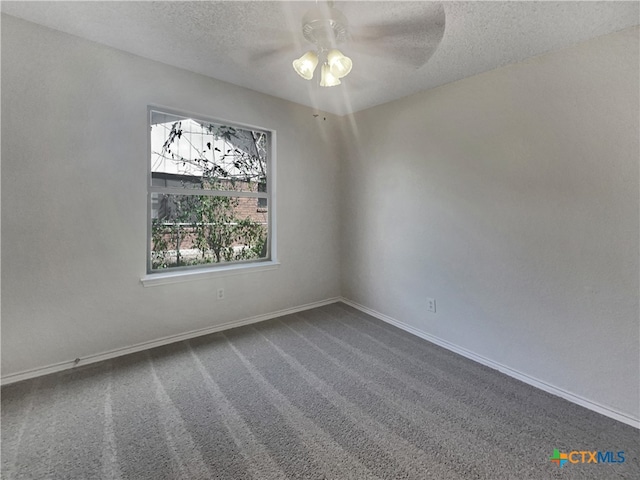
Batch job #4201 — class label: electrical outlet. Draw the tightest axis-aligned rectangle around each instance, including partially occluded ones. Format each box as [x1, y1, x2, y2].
[426, 297, 436, 313]
[217, 288, 225, 300]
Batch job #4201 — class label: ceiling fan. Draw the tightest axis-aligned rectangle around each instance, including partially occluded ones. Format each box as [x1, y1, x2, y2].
[282, 1, 446, 87]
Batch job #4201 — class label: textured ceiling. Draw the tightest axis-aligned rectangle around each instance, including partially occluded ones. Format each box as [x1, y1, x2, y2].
[2, 1, 639, 116]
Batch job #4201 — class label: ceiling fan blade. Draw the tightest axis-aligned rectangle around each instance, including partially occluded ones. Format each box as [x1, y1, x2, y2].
[350, 16, 444, 43]
[247, 44, 297, 65]
[350, 41, 442, 69]
[347, 3, 446, 68]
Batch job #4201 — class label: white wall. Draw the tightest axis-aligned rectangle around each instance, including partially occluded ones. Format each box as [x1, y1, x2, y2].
[1, 15, 341, 376]
[341, 27, 639, 421]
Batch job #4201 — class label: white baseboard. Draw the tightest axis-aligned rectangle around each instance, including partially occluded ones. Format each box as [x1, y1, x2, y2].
[1, 297, 341, 386]
[340, 297, 640, 429]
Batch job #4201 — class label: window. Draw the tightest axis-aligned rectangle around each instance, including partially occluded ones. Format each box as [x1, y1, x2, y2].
[148, 109, 272, 273]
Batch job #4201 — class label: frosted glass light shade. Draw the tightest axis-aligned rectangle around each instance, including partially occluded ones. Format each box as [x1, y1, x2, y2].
[319, 63, 341, 87]
[292, 51, 319, 80]
[327, 49, 352, 78]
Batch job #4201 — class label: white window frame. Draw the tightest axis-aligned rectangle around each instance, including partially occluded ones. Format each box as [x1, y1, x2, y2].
[141, 106, 278, 287]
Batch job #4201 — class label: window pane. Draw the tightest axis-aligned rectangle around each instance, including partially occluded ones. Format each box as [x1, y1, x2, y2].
[150, 193, 268, 270]
[150, 111, 267, 193]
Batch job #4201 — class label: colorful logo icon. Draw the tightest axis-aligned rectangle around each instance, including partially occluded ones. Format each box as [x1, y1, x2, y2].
[550, 449, 625, 467]
[550, 449, 569, 467]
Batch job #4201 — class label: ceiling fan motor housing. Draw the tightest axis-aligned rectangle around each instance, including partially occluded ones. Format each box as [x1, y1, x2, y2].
[302, 6, 349, 48]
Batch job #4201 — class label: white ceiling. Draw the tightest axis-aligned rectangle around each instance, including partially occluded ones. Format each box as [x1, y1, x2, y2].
[2, 1, 638, 116]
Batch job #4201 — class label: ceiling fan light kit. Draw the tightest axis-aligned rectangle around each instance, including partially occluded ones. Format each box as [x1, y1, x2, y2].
[319, 63, 341, 87]
[293, 3, 353, 87]
[327, 49, 352, 78]
[293, 51, 319, 80]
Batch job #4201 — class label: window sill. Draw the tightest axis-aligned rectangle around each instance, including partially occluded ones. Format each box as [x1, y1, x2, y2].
[140, 260, 280, 287]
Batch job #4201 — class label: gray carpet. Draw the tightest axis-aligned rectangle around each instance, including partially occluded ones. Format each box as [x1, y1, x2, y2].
[1, 302, 638, 479]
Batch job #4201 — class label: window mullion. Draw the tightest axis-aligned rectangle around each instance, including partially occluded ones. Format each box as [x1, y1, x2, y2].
[149, 186, 267, 198]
